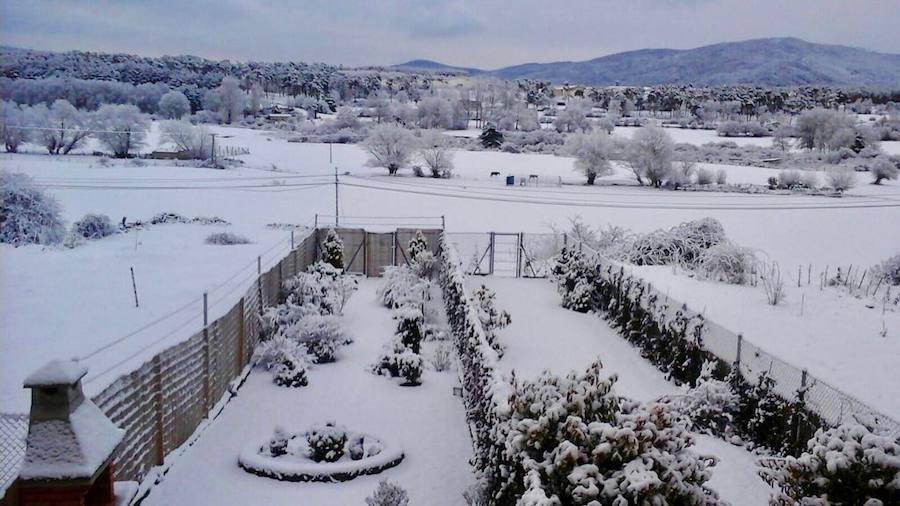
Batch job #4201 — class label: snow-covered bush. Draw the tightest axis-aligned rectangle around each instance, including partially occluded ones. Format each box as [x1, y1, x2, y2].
[777, 169, 804, 189]
[267, 426, 290, 457]
[759, 422, 900, 505]
[372, 340, 423, 386]
[284, 261, 357, 315]
[871, 253, 900, 287]
[407, 230, 429, 263]
[204, 231, 251, 245]
[551, 246, 596, 312]
[472, 285, 511, 356]
[71, 213, 116, 240]
[158, 91, 191, 119]
[0, 101, 30, 152]
[563, 130, 613, 185]
[395, 305, 424, 354]
[671, 362, 738, 435]
[282, 313, 352, 363]
[625, 217, 726, 267]
[273, 354, 309, 387]
[430, 343, 453, 372]
[0, 171, 66, 245]
[160, 120, 211, 160]
[495, 360, 720, 505]
[320, 228, 344, 269]
[697, 242, 757, 284]
[417, 130, 454, 178]
[365, 480, 410, 506]
[626, 125, 675, 187]
[378, 265, 429, 309]
[826, 167, 856, 192]
[306, 422, 348, 463]
[870, 155, 899, 185]
[715, 169, 727, 185]
[32, 99, 90, 154]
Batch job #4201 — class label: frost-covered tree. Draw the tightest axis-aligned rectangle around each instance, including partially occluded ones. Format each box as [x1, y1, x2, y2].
[92, 104, 149, 157]
[160, 120, 211, 159]
[247, 83, 264, 116]
[0, 171, 66, 245]
[363, 124, 415, 175]
[871, 155, 899, 185]
[554, 98, 592, 133]
[332, 106, 360, 130]
[320, 228, 344, 269]
[563, 130, 613, 185]
[417, 129, 454, 178]
[626, 126, 675, 187]
[34, 99, 90, 154]
[0, 101, 30, 152]
[759, 422, 900, 505]
[417, 95, 453, 129]
[216, 76, 245, 124]
[795, 108, 857, 151]
[826, 167, 856, 192]
[365, 480, 410, 506]
[157, 90, 191, 119]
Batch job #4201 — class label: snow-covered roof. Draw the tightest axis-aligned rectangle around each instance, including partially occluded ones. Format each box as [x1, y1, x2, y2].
[18, 401, 124, 481]
[23, 360, 88, 387]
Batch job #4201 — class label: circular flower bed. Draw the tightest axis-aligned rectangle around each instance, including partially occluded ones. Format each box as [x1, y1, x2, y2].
[238, 423, 404, 482]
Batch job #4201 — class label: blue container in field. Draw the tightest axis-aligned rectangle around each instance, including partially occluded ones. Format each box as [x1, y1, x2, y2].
[506, 175, 515, 186]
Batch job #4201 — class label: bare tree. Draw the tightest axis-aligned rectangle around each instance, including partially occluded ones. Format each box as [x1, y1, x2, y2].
[626, 126, 674, 187]
[160, 120, 211, 159]
[363, 124, 416, 175]
[34, 100, 91, 155]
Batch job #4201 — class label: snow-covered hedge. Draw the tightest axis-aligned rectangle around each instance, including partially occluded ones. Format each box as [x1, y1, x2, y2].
[204, 231, 251, 245]
[1, 171, 66, 245]
[552, 247, 825, 455]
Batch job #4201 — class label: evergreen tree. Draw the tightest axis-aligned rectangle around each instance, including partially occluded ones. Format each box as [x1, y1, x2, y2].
[472, 285, 511, 356]
[479, 125, 504, 149]
[407, 230, 428, 262]
[320, 228, 344, 270]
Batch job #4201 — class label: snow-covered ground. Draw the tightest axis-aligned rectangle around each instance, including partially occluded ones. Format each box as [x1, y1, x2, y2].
[478, 277, 772, 505]
[140, 280, 474, 506]
[2, 123, 899, 419]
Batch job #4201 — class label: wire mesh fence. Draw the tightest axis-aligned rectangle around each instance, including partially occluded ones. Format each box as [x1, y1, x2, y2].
[0, 414, 28, 497]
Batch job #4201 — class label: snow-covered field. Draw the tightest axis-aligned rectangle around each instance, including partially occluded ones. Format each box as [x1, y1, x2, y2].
[3, 123, 899, 415]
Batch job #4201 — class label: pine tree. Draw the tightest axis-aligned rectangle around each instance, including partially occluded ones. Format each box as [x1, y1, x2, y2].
[479, 126, 504, 149]
[320, 228, 344, 270]
[407, 230, 428, 263]
[473, 284, 511, 356]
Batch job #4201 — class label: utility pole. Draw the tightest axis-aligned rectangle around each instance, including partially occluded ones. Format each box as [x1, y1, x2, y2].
[334, 166, 340, 228]
[210, 133, 218, 165]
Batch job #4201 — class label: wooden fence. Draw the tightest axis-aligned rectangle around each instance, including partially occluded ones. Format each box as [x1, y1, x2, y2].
[90, 232, 318, 482]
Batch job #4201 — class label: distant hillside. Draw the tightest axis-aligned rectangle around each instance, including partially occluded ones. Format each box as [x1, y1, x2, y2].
[392, 59, 483, 75]
[404, 38, 900, 87]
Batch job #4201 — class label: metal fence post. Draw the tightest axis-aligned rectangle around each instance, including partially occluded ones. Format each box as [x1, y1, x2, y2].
[257, 255, 263, 312]
[735, 333, 743, 372]
[152, 355, 164, 464]
[489, 232, 496, 275]
[202, 292, 210, 413]
[516, 233, 523, 278]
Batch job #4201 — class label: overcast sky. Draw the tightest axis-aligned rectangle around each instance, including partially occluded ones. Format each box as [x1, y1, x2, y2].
[2, 0, 899, 69]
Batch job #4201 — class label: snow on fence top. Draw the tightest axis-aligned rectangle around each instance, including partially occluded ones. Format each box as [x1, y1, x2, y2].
[23, 360, 88, 387]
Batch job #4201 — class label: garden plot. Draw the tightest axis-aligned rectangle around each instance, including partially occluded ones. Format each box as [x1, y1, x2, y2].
[477, 276, 772, 505]
[142, 279, 473, 506]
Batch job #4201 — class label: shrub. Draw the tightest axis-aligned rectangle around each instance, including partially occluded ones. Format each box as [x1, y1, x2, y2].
[673, 362, 738, 435]
[267, 426, 290, 457]
[777, 169, 804, 189]
[697, 242, 757, 284]
[72, 213, 116, 239]
[395, 305, 424, 354]
[472, 285, 511, 356]
[150, 212, 188, 224]
[372, 340, 423, 386]
[760, 260, 786, 305]
[306, 422, 347, 463]
[826, 167, 856, 192]
[0, 171, 66, 245]
[320, 228, 344, 269]
[396, 351, 424, 386]
[283, 261, 357, 314]
[366, 480, 410, 506]
[626, 217, 726, 267]
[273, 355, 309, 387]
[801, 171, 819, 190]
[378, 265, 428, 309]
[430, 342, 453, 372]
[759, 422, 900, 505]
[283, 313, 351, 363]
[205, 232, 251, 245]
[872, 253, 900, 286]
[696, 167, 715, 185]
[715, 169, 727, 185]
[870, 156, 899, 184]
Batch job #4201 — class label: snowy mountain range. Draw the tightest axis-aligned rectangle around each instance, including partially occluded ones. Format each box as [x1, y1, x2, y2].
[396, 38, 900, 87]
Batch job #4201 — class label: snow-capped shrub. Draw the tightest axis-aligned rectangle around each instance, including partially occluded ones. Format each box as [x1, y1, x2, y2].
[267, 426, 290, 457]
[430, 342, 453, 372]
[778, 169, 804, 189]
[372, 340, 423, 386]
[495, 360, 720, 505]
[697, 242, 757, 284]
[284, 261, 358, 314]
[395, 305, 424, 354]
[320, 228, 344, 269]
[407, 230, 429, 263]
[306, 422, 348, 463]
[290, 314, 351, 363]
[273, 354, 309, 387]
[715, 169, 727, 185]
[826, 166, 856, 192]
[472, 284, 511, 356]
[204, 232, 251, 245]
[871, 253, 900, 287]
[378, 265, 429, 309]
[758, 422, 900, 505]
[0, 171, 66, 245]
[671, 362, 738, 435]
[625, 217, 726, 267]
[149, 211, 188, 224]
[72, 213, 116, 240]
[551, 246, 597, 312]
[365, 480, 410, 506]
[870, 155, 899, 185]
[396, 350, 424, 386]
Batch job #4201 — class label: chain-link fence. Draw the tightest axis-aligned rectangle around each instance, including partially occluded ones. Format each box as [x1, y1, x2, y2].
[445, 232, 561, 278]
[0, 414, 27, 498]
